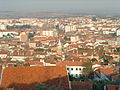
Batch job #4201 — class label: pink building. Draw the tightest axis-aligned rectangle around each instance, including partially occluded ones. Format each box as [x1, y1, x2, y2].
[20, 32, 28, 42]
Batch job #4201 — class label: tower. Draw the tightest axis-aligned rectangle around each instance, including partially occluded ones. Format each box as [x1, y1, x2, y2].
[57, 40, 63, 55]
[20, 32, 28, 42]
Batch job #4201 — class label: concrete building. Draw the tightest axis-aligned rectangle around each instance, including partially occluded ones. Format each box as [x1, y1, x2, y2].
[42, 29, 57, 37]
[70, 35, 79, 42]
[66, 66, 85, 78]
[0, 24, 6, 30]
[116, 29, 120, 36]
[64, 25, 77, 32]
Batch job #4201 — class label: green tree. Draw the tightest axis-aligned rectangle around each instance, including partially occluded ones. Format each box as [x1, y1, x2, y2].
[116, 47, 120, 52]
[34, 84, 64, 90]
[93, 80, 120, 90]
[49, 86, 64, 90]
[83, 60, 94, 77]
[98, 49, 105, 59]
[34, 48, 45, 52]
[102, 55, 113, 64]
[91, 58, 98, 62]
[23, 63, 30, 66]
[99, 49, 105, 54]
[64, 36, 70, 41]
[35, 84, 48, 90]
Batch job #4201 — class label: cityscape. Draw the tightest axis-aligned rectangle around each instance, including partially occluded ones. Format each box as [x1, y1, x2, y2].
[0, 0, 120, 90]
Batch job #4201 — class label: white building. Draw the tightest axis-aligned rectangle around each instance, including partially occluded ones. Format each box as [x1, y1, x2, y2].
[64, 25, 77, 32]
[70, 35, 79, 42]
[42, 30, 57, 37]
[116, 29, 120, 36]
[0, 53, 7, 58]
[116, 37, 120, 46]
[0, 31, 18, 37]
[66, 66, 85, 78]
[108, 40, 117, 46]
[0, 24, 7, 30]
[29, 41, 36, 48]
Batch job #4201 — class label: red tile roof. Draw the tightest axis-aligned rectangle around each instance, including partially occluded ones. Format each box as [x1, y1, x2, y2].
[101, 67, 119, 76]
[1, 66, 69, 90]
[107, 85, 119, 90]
[0, 51, 8, 54]
[25, 60, 43, 65]
[56, 61, 84, 66]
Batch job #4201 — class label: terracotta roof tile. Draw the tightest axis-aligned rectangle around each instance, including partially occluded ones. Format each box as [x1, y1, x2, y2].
[1, 66, 69, 89]
[56, 61, 84, 66]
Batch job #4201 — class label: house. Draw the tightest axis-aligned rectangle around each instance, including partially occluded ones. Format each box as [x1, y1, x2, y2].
[56, 61, 85, 78]
[0, 51, 8, 59]
[70, 35, 80, 42]
[28, 41, 37, 48]
[0, 43, 9, 49]
[66, 66, 85, 78]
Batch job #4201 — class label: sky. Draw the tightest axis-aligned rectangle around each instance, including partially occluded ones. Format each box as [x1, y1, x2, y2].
[0, 0, 120, 14]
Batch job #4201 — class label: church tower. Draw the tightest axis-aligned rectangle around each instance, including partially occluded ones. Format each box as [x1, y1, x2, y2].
[57, 40, 63, 55]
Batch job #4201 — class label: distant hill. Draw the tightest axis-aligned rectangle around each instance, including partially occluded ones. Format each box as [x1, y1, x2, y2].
[0, 11, 82, 19]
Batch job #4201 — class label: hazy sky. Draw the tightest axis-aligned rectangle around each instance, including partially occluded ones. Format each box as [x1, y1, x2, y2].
[0, 0, 120, 13]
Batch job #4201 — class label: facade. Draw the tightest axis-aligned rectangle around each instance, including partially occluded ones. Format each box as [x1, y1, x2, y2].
[116, 29, 120, 36]
[64, 25, 77, 32]
[29, 41, 36, 48]
[42, 30, 57, 37]
[0, 24, 6, 30]
[57, 40, 63, 55]
[66, 66, 85, 78]
[116, 37, 120, 46]
[108, 40, 117, 46]
[20, 32, 28, 42]
[70, 35, 79, 42]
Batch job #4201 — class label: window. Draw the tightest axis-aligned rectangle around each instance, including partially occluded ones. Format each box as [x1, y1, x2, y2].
[71, 74, 73, 76]
[71, 68, 73, 70]
[76, 68, 78, 70]
[79, 68, 81, 71]
[76, 74, 78, 77]
[67, 68, 69, 70]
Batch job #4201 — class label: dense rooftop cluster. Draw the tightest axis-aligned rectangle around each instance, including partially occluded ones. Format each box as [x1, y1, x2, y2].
[0, 15, 120, 90]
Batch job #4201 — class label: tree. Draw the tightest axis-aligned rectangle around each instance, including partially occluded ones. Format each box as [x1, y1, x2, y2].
[93, 80, 120, 90]
[23, 63, 30, 66]
[64, 36, 70, 41]
[34, 48, 45, 52]
[98, 49, 105, 59]
[35, 84, 48, 90]
[49, 86, 64, 90]
[34, 84, 64, 90]
[91, 58, 98, 63]
[116, 47, 120, 52]
[83, 60, 94, 78]
[102, 55, 113, 64]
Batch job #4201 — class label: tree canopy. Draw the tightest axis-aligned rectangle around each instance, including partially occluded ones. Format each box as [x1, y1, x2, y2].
[83, 60, 94, 77]
[34, 83, 64, 90]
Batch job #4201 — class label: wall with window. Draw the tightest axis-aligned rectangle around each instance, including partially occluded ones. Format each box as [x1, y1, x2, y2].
[66, 66, 85, 78]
